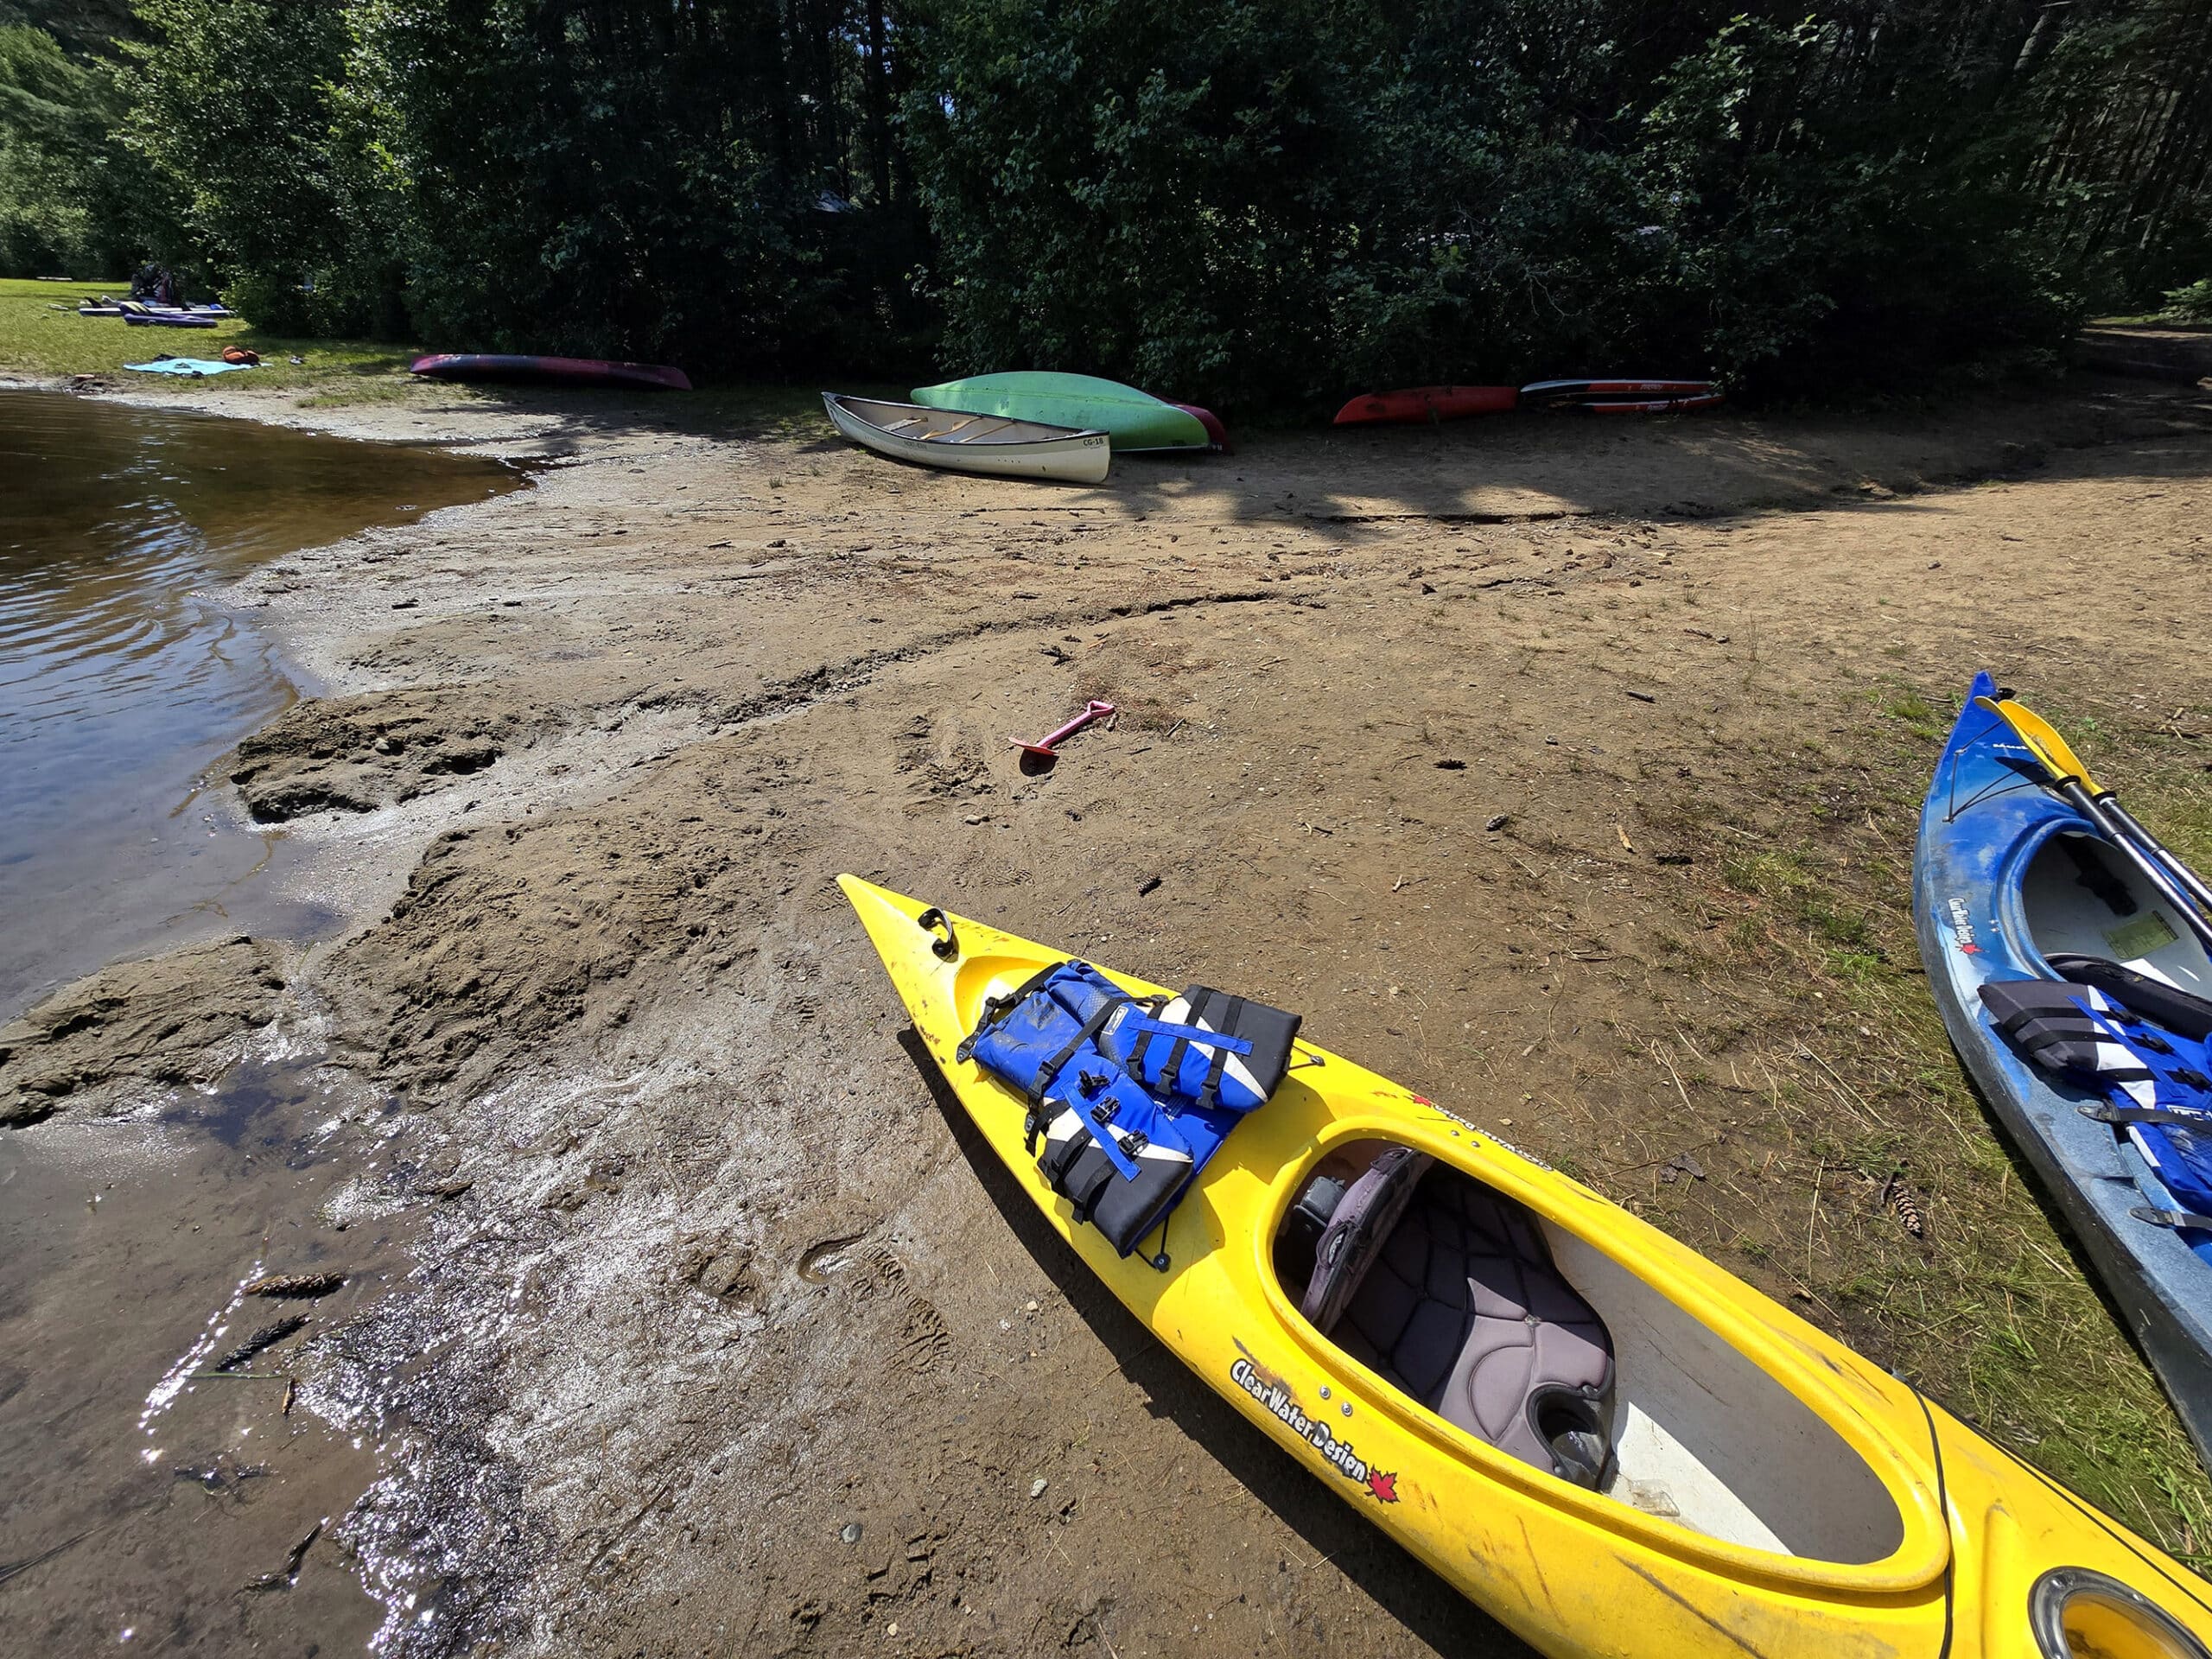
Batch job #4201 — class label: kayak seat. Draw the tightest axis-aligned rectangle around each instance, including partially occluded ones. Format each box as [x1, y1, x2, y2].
[1294, 1150, 1618, 1487]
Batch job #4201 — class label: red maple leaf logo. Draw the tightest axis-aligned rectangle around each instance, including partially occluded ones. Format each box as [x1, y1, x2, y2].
[1367, 1470, 1399, 1503]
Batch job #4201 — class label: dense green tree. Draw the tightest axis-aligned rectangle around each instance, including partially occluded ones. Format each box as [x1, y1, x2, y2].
[0, 17, 151, 276]
[117, 0, 925, 365]
[904, 0, 1387, 403]
[901, 0, 2120, 405]
[347, 0, 817, 365]
[122, 0, 400, 330]
[10, 0, 2202, 391]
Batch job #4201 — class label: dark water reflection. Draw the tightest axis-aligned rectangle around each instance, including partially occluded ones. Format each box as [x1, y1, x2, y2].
[0, 391, 522, 1015]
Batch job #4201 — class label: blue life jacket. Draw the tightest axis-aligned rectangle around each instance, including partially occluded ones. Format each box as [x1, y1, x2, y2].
[1984, 975, 2212, 1234]
[957, 961, 1298, 1263]
[1100, 986, 1298, 1116]
[2075, 1001, 2212, 1224]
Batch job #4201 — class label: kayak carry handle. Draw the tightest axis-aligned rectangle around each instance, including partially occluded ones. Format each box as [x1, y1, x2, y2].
[918, 907, 960, 962]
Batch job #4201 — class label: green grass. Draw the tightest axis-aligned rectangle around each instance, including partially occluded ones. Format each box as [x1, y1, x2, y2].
[0, 278, 837, 436]
[0, 277, 418, 391]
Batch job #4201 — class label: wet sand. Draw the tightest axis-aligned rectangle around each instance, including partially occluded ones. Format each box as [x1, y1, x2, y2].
[1, 1057, 395, 1653]
[3, 365, 2211, 1655]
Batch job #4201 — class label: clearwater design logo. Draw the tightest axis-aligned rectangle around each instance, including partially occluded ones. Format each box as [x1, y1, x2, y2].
[1946, 896, 1981, 955]
[1230, 1357, 1400, 1503]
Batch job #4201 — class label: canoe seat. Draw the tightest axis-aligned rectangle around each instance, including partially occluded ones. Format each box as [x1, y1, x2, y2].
[1295, 1150, 1618, 1487]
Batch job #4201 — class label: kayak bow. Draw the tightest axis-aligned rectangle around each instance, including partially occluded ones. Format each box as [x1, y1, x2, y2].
[407, 353, 691, 391]
[1332, 385, 1520, 425]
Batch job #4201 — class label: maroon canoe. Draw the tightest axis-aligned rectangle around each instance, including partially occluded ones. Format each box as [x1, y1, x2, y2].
[1169, 402, 1232, 452]
[1332, 385, 1519, 426]
[409, 353, 691, 391]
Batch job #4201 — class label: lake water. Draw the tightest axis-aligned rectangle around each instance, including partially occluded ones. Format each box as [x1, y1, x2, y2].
[0, 391, 523, 1016]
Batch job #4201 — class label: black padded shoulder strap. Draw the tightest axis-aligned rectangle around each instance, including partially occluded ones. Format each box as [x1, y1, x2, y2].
[1065, 1159, 1121, 1224]
[1198, 994, 1245, 1109]
[1039, 1122, 1094, 1186]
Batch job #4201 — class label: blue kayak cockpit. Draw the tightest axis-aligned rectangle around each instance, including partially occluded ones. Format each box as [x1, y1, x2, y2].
[2012, 827, 2212, 999]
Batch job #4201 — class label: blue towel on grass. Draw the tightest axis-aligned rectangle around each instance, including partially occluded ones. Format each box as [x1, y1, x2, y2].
[124, 358, 256, 377]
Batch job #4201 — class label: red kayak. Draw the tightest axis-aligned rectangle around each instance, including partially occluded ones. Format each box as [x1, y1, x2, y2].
[1519, 378, 1714, 405]
[408, 353, 692, 391]
[1333, 385, 1519, 426]
[1169, 402, 1232, 452]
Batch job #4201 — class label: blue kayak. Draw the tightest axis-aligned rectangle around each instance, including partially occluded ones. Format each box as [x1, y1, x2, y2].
[1916, 671, 2212, 1462]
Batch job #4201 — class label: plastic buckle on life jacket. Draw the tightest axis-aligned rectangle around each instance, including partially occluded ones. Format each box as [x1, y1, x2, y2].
[1077, 1098, 1145, 1182]
[1031, 997, 1135, 1106]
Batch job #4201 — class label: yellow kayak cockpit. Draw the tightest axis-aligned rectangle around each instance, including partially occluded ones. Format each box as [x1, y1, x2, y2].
[1268, 1135, 1905, 1564]
[841, 874, 2212, 1657]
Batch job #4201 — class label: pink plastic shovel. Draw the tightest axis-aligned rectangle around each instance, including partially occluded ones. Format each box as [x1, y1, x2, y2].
[1013, 699, 1116, 760]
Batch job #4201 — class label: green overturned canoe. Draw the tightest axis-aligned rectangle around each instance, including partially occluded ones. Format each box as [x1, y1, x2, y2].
[910, 372, 1209, 453]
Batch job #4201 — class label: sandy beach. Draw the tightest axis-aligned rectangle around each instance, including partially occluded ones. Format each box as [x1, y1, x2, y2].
[4, 365, 2212, 1656]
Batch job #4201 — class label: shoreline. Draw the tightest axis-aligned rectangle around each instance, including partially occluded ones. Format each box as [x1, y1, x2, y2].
[0, 365, 588, 454]
[4, 368, 2212, 1652]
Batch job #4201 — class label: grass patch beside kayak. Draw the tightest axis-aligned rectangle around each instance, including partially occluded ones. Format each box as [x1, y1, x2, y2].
[1633, 676, 2212, 1564]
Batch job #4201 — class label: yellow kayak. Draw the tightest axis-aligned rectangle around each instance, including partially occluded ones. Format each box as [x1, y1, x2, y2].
[840, 874, 2212, 1659]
